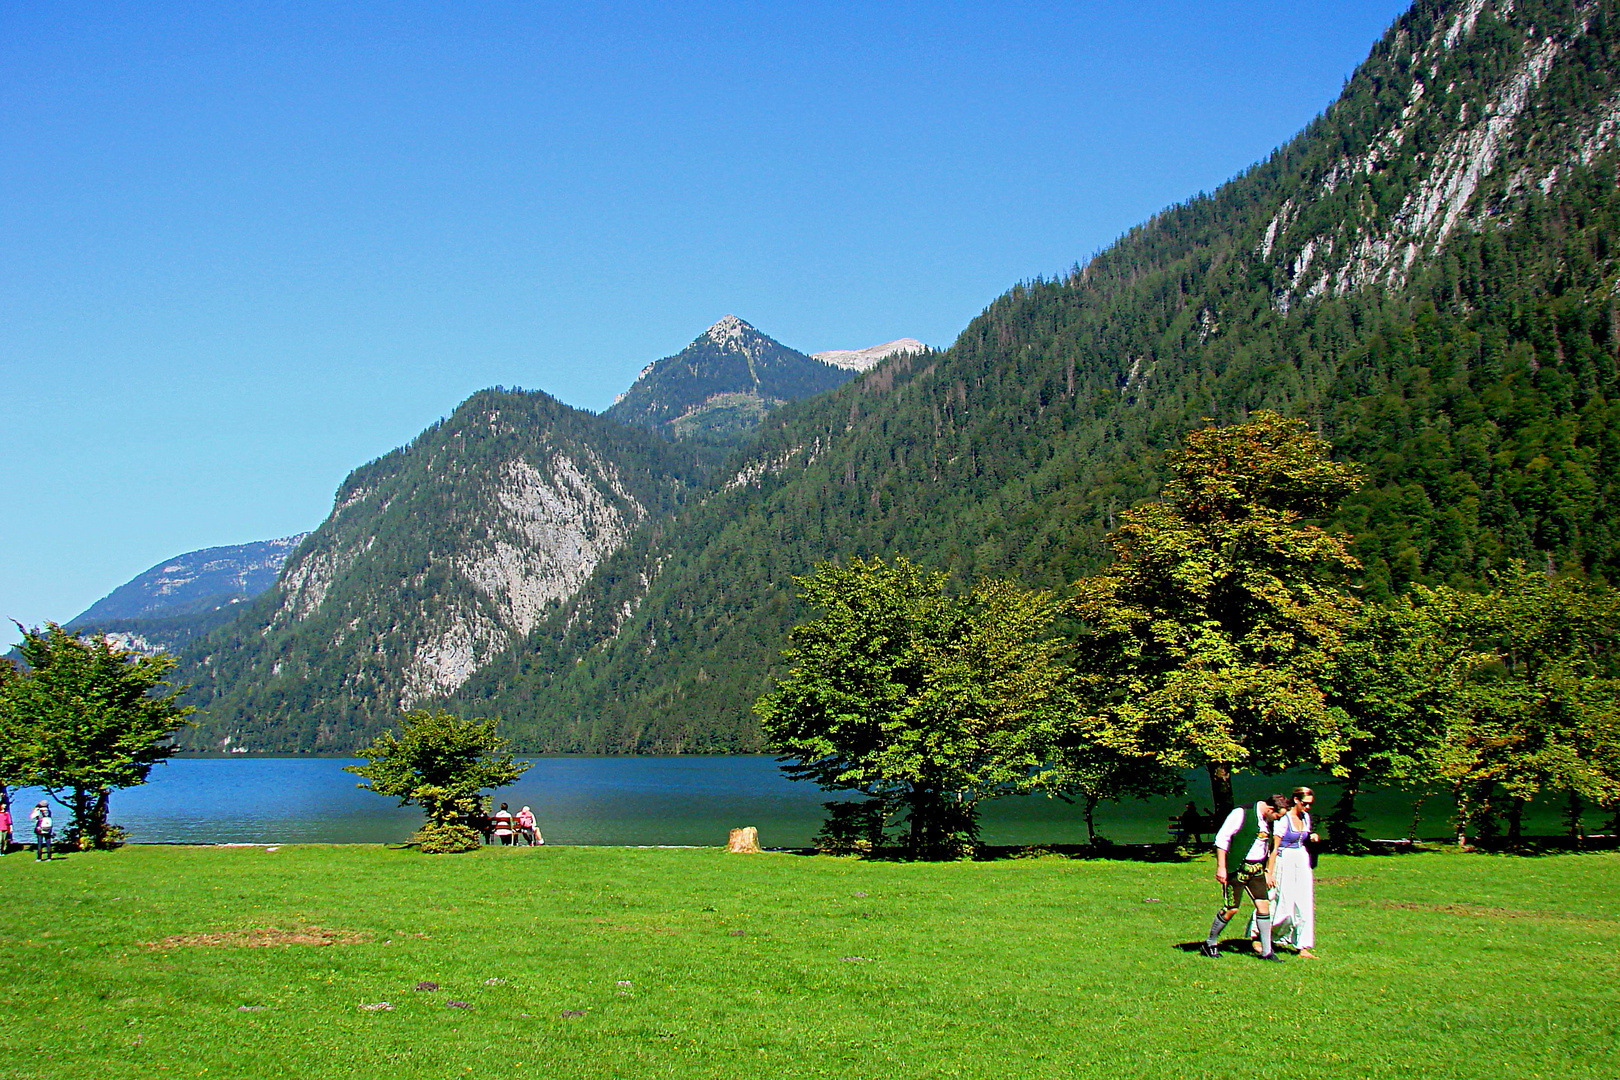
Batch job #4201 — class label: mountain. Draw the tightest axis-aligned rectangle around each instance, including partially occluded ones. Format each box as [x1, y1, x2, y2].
[812, 339, 927, 372]
[61, 535, 309, 655]
[179, 388, 703, 751]
[184, 0, 1620, 753]
[444, 0, 1620, 751]
[72, 535, 308, 623]
[604, 316, 855, 440]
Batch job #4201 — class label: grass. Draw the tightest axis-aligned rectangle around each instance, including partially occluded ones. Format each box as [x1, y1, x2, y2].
[2, 843, 1616, 1080]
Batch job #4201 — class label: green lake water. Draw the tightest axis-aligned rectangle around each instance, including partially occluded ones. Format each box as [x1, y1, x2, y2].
[4, 756, 1590, 847]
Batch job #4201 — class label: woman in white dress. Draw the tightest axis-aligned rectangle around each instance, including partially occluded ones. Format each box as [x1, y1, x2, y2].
[1268, 786, 1318, 957]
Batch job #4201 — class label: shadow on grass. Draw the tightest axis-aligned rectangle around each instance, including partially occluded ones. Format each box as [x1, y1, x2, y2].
[799, 842, 1205, 863]
[774, 835, 1619, 863]
[1463, 834, 1619, 857]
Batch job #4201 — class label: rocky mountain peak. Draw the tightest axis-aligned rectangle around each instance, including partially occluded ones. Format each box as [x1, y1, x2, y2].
[604, 316, 855, 440]
[701, 314, 756, 349]
[812, 338, 927, 372]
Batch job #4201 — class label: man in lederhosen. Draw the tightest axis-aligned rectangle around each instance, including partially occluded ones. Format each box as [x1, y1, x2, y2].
[1200, 794, 1289, 962]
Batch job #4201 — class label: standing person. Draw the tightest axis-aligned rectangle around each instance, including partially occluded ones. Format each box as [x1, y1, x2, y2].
[1199, 794, 1289, 962]
[492, 803, 514, 846]
[30, 801, 54, 861]
[1266, 786, 1319, 958]
[0, 800, 12, 855]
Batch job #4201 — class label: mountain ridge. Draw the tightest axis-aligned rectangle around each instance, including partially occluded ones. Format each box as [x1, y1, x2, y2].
[444, 0, 1620, 752]
[179, 0, 1620, 752]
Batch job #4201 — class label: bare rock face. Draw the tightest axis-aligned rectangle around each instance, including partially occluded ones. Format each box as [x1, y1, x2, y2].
[726, 827, 762, 854]
[811, 338, 926, 372]
[1254, 0, 1620, 313]
[181, 387, 699, 751]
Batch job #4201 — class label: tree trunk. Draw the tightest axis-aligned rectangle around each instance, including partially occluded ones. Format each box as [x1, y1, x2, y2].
[1564, 791, 1585, 846]
[93, 790, 110, 848]
[1506, 798, 1525, 847]
[70, 786, 112, 849]
[1326, 767, 1365, 853]
[1207, 763, 1235, 818]
[71, 787, 91, 851]
[1084, 794, 1099, 846]
[1407, 794, 1427, 842]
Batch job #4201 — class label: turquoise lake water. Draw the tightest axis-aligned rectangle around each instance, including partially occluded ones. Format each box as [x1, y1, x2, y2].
[2, 756, 1580, 847]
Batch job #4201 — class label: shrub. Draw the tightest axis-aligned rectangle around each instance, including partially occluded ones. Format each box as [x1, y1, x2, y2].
[411, 823, 483, 854]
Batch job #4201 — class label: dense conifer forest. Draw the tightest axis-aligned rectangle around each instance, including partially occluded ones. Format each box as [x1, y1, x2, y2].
[178, 0, 1620, 754]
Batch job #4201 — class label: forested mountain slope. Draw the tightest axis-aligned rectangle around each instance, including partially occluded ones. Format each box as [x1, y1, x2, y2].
[452, 0, 1620, 752]
[180, 389, 704, 750]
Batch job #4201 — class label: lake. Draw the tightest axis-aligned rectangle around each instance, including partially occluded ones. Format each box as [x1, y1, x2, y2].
[2, 756, 1578, 847]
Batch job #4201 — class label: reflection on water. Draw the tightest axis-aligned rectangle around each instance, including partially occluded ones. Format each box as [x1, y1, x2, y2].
[1, 756, 1575, 847]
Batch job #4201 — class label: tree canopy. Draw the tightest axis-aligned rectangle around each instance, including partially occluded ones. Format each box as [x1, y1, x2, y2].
[2, 622, 193, 849]
[756, 556, 1068, 857]
[1067, 412, 1366, 813]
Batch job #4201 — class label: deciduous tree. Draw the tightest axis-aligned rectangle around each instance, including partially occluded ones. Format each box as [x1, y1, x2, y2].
[1067, 412, 1366, 814]
[345, 709, 528, 852]
[756, 556, 1068, 858]
[1322, 592, 1481, 850]
[1424, 568, 1620, 846]
[7, 623, 193, 849]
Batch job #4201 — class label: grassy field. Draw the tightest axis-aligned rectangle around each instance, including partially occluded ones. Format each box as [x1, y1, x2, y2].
[2, 843, 1616, 1080]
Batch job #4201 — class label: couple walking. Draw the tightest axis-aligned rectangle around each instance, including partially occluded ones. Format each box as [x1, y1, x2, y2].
[1200, 787, 1317, 961]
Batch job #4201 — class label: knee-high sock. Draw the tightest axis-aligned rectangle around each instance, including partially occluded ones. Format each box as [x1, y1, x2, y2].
[1257, 914, 1274, 955]
[1206, 913, 1230, 946]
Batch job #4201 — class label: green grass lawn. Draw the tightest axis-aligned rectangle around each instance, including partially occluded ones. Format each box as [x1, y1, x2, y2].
[2, 843, 1616, 1080]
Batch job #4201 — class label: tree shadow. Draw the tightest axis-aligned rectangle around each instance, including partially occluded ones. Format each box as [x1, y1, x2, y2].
[979, 842, 1201, 863]
[1466, 834, 1620, 857]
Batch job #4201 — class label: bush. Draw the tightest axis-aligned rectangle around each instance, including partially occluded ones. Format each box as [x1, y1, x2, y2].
[65, 823, 129, 851]
[411, 823, 483, 854]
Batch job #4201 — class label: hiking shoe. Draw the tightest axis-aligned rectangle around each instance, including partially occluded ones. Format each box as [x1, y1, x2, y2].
[1199, 943, 1221, 958]
[1259, 951, 1286, 963]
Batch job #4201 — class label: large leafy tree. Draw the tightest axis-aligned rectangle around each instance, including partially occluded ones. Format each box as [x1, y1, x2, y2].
[1322, 591, 1483, 850]
[756, 556, 1068, 858]
[0, 657, 33, 801]
[6, 623, 193, 849]
[1068, 412, 1366, 814]
[1421, 568, 1620, 846]
[345, 709, 528, 845]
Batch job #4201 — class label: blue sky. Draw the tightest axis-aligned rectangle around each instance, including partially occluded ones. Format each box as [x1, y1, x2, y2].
[1, 1, 1412, 631]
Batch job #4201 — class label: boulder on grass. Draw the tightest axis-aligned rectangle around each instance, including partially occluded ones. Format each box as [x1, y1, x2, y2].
[727, 827, 762, 853]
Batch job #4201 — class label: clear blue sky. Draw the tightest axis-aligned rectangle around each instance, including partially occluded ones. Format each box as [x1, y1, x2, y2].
[1, 1, 1412, 631]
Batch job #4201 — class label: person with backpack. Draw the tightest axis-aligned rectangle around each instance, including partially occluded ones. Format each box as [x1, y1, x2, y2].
[29, 801, 54, 861]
